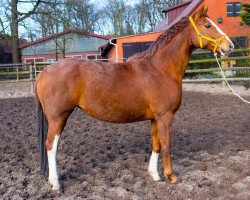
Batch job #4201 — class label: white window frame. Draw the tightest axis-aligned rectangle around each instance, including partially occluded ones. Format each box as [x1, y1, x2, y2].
[47, 59, 57, 63]
[24, 57, 44, 63]
[65, 55, 83, 58]
[86, 53, 101, 60]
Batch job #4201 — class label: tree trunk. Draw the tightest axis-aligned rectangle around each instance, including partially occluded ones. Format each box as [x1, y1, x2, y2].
[11, 0, 20, 63]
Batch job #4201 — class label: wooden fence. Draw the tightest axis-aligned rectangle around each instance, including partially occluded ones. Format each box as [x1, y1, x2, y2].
[184, 48, 250, 82]
[0, 48, 249, 84]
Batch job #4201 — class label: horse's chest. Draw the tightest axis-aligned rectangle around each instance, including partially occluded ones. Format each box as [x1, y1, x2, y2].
[149, 82, 182, 112]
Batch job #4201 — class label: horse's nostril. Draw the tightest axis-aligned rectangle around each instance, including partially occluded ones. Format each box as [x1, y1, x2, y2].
[228, 45, 234, 53]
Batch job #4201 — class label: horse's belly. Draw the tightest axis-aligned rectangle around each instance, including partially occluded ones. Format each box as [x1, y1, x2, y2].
[81, 101, 151, 123]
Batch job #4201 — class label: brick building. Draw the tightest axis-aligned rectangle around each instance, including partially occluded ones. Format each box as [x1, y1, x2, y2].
[102, 0, 250, 62]
[156, 0, 249, 39]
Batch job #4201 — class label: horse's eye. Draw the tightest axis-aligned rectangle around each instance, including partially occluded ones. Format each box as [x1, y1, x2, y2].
[205, 24, 211, 28]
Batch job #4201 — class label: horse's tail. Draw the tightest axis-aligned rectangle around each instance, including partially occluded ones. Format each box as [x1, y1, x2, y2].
[35, 83, 48, 175]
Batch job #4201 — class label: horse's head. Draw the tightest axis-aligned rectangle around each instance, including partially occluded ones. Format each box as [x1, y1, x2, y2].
[189, 7, 234, 56]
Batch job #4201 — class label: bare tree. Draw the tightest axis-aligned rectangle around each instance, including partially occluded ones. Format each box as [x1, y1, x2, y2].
[1, 0, 187, 59]
[136, 0, 186, 32]
[102, 0, 186, 36]
[11, 0, 19, 63]
[67, 0, 99, 32]
[10, 0, 49, 63]
[104, 0, 138, 37]
[31, 0, 100, 39]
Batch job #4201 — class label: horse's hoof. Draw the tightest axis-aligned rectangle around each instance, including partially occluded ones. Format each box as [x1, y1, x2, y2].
[49, 179, 61, 191]
[148, 170, 161, 181]
[168, 174, 177, 184]
[52, 184, 61, 191]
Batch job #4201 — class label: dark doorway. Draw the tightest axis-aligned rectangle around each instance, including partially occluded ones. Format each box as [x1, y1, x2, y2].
[122, 42, 153, 60]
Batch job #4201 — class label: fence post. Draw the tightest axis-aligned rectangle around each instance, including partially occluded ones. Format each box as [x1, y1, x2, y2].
[16, 65, 19, 80]
[34, 62, 37, 79]
[221, 56, 228, 86]
[29, 64, 33, 81]
[29, 64, 34, 94]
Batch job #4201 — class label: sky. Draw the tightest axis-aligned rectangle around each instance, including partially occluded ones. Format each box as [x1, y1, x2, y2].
[15, 0, 140, 40]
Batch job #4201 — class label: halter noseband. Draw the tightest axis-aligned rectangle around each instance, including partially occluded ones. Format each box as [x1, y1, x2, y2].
[189, 16, 226, 53]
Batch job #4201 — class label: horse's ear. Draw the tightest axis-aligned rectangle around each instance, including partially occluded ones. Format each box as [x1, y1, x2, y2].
[192, 5, 208, 21]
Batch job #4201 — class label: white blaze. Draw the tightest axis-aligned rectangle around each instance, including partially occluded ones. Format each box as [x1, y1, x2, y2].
[206, 17, 234, 49]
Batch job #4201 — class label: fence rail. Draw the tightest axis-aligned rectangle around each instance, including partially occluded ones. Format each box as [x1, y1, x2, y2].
[0, 49, 249, 86]
[188, 55, 250, 64]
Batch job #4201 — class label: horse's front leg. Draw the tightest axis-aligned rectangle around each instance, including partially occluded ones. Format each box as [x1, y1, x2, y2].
[155, 112, 177, 183]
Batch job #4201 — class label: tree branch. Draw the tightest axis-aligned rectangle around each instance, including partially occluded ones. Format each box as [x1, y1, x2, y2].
[17, 0, 46, 22]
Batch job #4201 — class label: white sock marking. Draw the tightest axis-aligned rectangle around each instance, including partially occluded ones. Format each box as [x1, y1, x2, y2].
[206, 17, 234, 49]
[148, 151, 160, 181]
[48, 135, 60, 190]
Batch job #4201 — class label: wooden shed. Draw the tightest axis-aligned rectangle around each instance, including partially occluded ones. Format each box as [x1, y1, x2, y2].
[20, 29, 109, 63]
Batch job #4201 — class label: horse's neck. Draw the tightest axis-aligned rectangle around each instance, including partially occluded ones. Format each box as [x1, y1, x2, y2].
[151, 30, 193, 78]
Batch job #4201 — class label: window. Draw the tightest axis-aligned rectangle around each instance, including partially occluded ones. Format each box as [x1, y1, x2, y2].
[227, 2, 241, 17]
[65, 55, 82, 59]
[25, 58, 44, 63]
[86, 54, 101, 60]
[47, 59, 56, 63]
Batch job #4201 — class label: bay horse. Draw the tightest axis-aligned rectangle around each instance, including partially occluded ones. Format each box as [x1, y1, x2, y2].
[35, 7, 234, 190]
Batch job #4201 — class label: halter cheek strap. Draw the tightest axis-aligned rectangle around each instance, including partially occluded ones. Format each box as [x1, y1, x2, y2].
[189, 16, 226, 53]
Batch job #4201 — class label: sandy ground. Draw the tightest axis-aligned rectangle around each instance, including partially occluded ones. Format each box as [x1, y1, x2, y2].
[0, 82, 249, 199]
[0, 82, 249, 99]
[0, 82, 34, 99]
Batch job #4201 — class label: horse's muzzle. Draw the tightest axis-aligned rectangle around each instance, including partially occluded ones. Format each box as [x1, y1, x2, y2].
[220, 43, 234, 56]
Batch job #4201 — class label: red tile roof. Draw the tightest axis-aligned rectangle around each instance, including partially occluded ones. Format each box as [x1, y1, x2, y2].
[163, 0, 192, 12]
[20, 29, 110, 49]
[154, 0, 203, 32]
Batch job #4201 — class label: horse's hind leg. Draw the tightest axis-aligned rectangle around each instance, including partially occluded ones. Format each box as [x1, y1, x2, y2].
[46, 113, 71, 190]
[148, 119, 161, 181]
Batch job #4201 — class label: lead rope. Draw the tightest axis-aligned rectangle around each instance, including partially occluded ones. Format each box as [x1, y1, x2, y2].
[214, 53, 250, 104]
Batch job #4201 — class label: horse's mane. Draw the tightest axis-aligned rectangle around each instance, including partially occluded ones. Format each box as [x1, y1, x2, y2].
[130, 17, 190, 59]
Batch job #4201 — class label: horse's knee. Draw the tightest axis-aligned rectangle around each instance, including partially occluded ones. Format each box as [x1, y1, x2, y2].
[161, 147, 170, 155]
